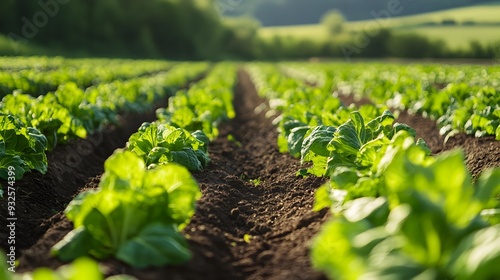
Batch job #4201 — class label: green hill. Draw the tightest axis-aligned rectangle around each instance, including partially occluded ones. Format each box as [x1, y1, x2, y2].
[259, 3, 500, 49]
[348, 3, 500, 29]
[225, 0, 499, 25]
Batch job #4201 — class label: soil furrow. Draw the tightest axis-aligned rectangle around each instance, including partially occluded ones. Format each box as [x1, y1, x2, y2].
[16, 70, 329, 280]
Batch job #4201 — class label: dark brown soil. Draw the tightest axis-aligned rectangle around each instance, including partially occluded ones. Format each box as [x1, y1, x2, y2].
[444, 134, 500, 179]
[7, 70, 500, 280]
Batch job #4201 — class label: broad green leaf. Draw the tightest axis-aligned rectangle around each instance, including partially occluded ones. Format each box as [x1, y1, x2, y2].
[474, 169, 500, 209]
[169, 149, 203, 171]
[192, 130, 209, 153]
[127, 122, 158, 157]
[330, 113, 368, 155]
[163, 129, 189, 151]
[100, 150, 146, 190]
[357, 136, 390, 170]
[64, 189, 99, 225]
[147, 164, 201, 228]
[313, 184, 334, 212]
[282, 119, 306, 136]
[362, 254, 437, 280]
[13, 257, 107, 280]
[343, 197, 389, 225]
[56, 257, 104, 280]
[365, 110, 395, 136]
[277, 134, 289, 153]
[390, 123, 416, 139]
[301, 125, 336, 160]
[311, 219, 369, 280]
[117, 223, 191, 268]
[147, 147, 170, 167]
[327, 112, 373, 172]
[287, 126, 310, 157]
[386, 149, 481, 228]
[83, 208, 116, 251]
[194, 149, 210, 168]
[449, 225, 500, 280]
[305, 154, 328, 176]
[0, 114, 48, 179]
[0, 154, 26, 180]
[52, 227, 105, 261]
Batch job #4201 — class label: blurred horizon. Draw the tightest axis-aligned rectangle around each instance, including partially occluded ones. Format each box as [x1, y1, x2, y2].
[220, 0, 499, 26]
[0, 0, 499, 60]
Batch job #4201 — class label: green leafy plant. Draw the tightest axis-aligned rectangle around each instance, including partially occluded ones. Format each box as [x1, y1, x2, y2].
[314, 130, 431, 211]
[248, 62, 500, 280]
[156, 63, 236, 140]
[0, 253, 136, 280]
[438, 86, 500, 140]
[126, 122, 209, 171]
[311, 146, 500, 280]
[0, 92, 84, 149]
[52, 150, 201, 268]
[249, 178, 261, 186]
[0, 114, 48, 181]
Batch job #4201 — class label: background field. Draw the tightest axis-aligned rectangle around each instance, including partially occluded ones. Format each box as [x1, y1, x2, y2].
[0, 1, 498, 63]
[260, 3, 500, 49]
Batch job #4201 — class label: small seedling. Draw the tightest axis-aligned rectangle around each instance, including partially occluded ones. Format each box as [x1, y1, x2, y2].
[249, 178, 261, 186]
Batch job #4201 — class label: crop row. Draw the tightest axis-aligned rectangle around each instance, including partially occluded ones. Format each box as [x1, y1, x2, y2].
[249, 63, 500, 280]
[282, 63, 500, 140]
[0, 57, 143, 71]
[0, 62, 209, 194]
[0, 59, 173, 98]
[0, 56, 66, 71]
[2, 63, 237, 279]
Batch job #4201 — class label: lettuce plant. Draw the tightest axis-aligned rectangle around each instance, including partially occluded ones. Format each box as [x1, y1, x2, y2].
[312, 145, 500, 280]
[126, 122, 209, 171]
[52, 151, 201, 268]
[156, 63, 236, 140]
[0, 253, 136, 280]
[0, 114, 48, 181]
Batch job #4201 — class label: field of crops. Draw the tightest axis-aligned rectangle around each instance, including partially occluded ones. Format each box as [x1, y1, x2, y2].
[1, 57, 500, 280]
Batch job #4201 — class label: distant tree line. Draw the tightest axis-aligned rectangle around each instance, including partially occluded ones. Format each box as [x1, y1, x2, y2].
[0, 0, 253, 59]
[252, 31, 500, 61]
